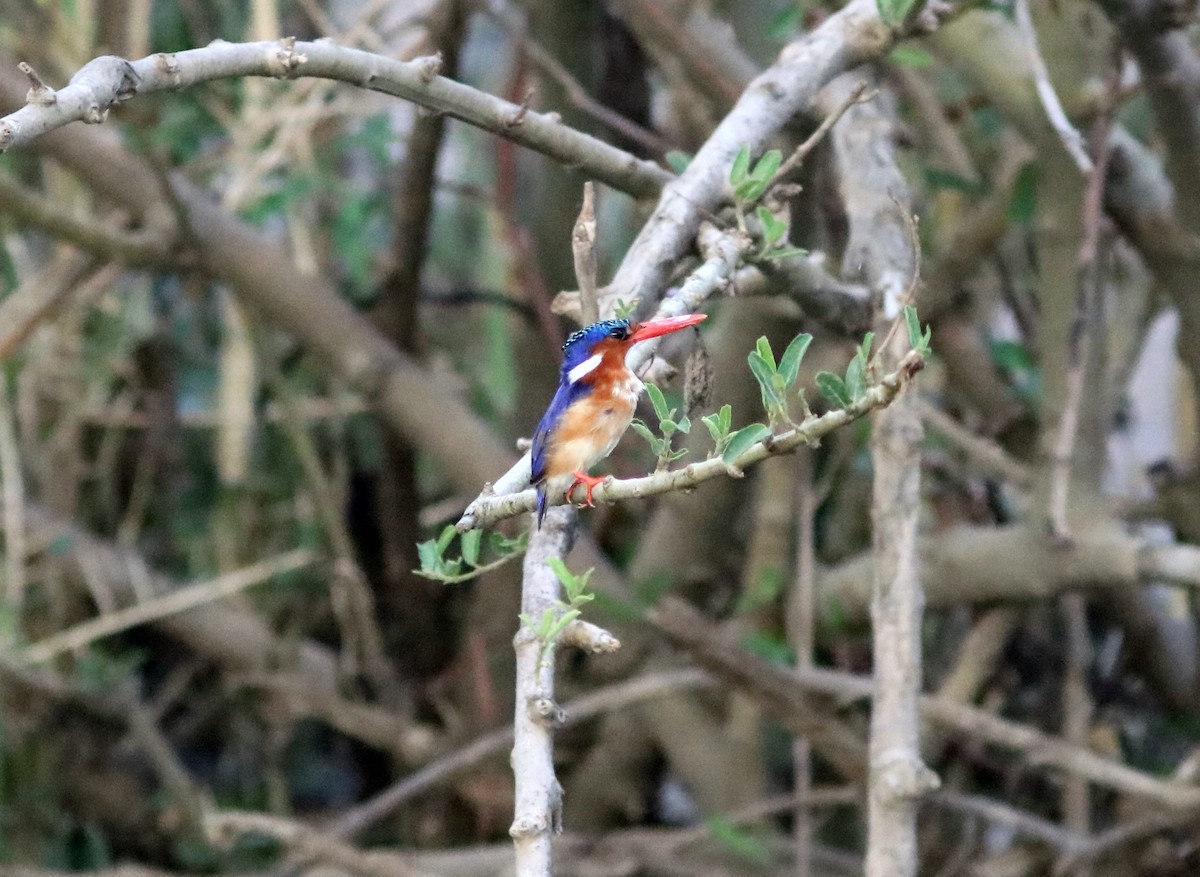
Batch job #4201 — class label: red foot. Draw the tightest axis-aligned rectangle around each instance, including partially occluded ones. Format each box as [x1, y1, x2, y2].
[565, 471, 606, 508]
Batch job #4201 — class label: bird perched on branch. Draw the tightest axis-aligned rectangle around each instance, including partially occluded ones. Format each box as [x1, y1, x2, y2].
[532, 313, 707, 525]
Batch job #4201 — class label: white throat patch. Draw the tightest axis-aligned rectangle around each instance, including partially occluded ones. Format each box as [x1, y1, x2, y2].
[567, 353, 603, 384]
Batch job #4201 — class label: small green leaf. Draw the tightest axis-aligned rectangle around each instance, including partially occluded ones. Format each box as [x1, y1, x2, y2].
[629, 418, 660, 446]
[722, 423, 772, 464]
[845, 355, 867, 402]
[701, 413, 724, 443]
[857, 331, 875, 365]
[660, 419, 677, 437]
[613, 298, 638, 319]
[665, 149, 692, 173]
[747, 352, 782, 409]
[675, 414, 690, 435]
[545, 608, 581, 642]
[754, 336, 776, 371]
[546, 557, 576, 590]
[645, 383, 671, 422]
[461, 529, 482, 567]
[735, 178, 769, 201]
[816, 371, 852, 408]
[730, 145, 752, 186]
[719, 403, 731, 434]
[416, 539, 440, 572]
[749, 149, 782, 185]
[765, 246, 809, 260]
[1008, 163, 1039, 227]
[889, 44, 935, 67]
[706, 816, 772, 867]
[756, 206, 786, 245]
[778, 333, 813, 388]
[904, 305, 923, 352]
[435, 524, 456, 553]
[924, 166, 986, 195]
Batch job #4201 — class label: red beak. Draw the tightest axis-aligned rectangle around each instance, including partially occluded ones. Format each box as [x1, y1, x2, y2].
[628, 313, 707, 343]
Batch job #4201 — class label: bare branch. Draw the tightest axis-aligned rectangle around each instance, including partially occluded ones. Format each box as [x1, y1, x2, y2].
[0, 40, 671, 198]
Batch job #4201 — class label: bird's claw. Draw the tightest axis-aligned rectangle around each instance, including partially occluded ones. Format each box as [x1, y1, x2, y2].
[566, 471, 607, 508]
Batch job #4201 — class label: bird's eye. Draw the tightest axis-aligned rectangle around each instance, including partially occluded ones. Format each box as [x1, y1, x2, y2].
[609, 325, 628, 340]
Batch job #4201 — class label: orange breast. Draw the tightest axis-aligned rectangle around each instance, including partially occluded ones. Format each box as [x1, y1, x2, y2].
[545, 379, 639, 477]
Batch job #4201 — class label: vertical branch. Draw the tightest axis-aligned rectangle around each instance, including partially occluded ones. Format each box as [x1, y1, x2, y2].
[572, 181, 599, 326]
[511, 505, 575, 877]
[788, 451, 817, 877]
[865, 331, 938, 877]
[826, 72, 938, 877]
[0, 376, 25, 606]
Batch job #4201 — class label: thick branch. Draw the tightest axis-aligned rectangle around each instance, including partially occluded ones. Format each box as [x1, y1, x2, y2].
[0, 41, 670, 197]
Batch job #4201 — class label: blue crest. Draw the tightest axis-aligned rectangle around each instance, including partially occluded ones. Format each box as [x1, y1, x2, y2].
[560, 319, 632, 376]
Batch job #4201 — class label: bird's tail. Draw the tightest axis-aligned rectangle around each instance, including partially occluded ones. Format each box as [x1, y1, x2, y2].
[535, 483, 548, 528]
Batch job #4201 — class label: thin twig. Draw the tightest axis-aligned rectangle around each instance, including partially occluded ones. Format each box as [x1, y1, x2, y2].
[328, 668, 714, 839]
[20, 549, 317, 664]
[774, 79, 875, 188]
[487, 4, 673, 157]
[1013, 0, 1094, 174]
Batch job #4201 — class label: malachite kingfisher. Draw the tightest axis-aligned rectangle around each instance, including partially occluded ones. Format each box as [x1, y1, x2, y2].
[531, 313, 708, 526]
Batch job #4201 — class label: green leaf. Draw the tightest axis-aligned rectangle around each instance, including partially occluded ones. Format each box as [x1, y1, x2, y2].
[719, 403, 731, 435]
[706, 817, 772, 867]
[545, 608, 582, 643]
[769, 5, 803, 40]
[845, 354, 867, 402]
[461, 528, 482, 567]
[756, 206, 786, 246]
[1008, 163, 1040, 227]
[660, 419, 677, 437]
[735, 178, 769, 201]
[876, 0, 920, 27]
[889, 44, 935, 67]
[924, 166, 986, 195]
[546, 557, 576, 590]
[416, 539, 440, 573]
[816, 371, 852, 408]
[754, 336, 776, 371]
[665, 149, 692, 173]
[747, 351, 782, 409]
[904, 305, 923, 352]
[857, 331, 875, 365]
[722, 423, 772, 465]
[675, 414, 691, 435]
[436, 524, 457, 554]
[701, 413, 724, 443]
[749, 149, 782, 185]
[778, 332, 813, 388]
[645, 383, 671, 422]
[765, 246, 809, 260]
[730, 145, 752, 186]
[613, 298, 638, 319]
[629, 418, 661, 448]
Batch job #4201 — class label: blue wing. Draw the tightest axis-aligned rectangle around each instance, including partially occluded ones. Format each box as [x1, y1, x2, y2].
[531, 379, 591, 526]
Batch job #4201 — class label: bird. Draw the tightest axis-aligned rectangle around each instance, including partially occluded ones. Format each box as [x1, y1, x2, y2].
[531, 313, 707, 526]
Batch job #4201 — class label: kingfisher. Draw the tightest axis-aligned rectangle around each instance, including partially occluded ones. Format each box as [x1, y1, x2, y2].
[531, 313, 707, 525]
